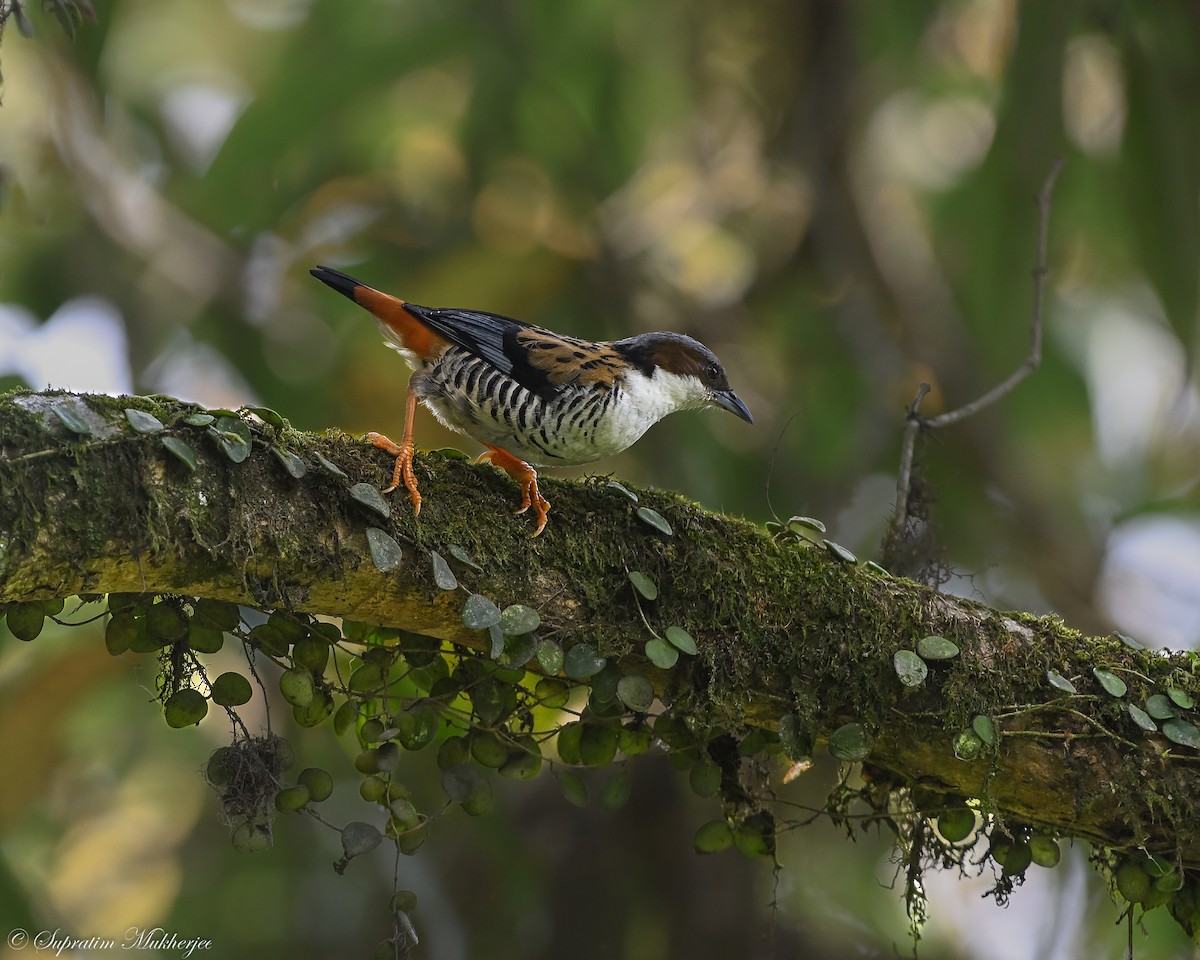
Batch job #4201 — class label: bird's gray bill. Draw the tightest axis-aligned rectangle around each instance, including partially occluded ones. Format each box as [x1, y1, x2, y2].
[712, 390, 753, 424]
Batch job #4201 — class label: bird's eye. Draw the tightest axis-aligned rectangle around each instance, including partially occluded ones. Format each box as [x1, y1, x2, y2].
[705, 361, 721, 381]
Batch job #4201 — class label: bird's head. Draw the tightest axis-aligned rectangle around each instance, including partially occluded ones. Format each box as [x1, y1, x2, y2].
[615, 332, 753, 424]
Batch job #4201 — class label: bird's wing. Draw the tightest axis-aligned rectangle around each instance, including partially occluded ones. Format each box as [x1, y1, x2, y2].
[401, 303, 623, 400]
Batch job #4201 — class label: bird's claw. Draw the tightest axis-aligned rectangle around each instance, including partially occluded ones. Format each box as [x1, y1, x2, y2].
[368, 431, 422, 515]
[480, 447, 551, 536]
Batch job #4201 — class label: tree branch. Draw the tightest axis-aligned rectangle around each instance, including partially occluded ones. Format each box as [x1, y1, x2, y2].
[2, 387, 1199, 866]
[890, 156, 1066, 543]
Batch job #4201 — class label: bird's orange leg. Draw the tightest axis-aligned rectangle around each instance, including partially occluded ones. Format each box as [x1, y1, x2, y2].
[478, 445, 551, 536]
[367, 384, 422, 515]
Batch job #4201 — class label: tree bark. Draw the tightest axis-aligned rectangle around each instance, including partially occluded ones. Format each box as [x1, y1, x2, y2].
[2, 389, 1199, 866]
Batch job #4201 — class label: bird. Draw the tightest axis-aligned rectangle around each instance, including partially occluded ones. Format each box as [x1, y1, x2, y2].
[310, 265, 752, 536]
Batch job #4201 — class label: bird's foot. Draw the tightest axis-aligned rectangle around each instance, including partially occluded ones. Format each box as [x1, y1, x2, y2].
[478, 446, 551, 536]
[367, 431, 421, 515]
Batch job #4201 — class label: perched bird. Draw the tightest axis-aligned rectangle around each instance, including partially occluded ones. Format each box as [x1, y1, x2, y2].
[310, 266, 752, 535]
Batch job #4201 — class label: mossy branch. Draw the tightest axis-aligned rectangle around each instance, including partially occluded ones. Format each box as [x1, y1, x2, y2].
[2, 388, 1200, 867]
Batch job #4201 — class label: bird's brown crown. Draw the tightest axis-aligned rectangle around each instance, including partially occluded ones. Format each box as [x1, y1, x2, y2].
[614, 332, 736, 393]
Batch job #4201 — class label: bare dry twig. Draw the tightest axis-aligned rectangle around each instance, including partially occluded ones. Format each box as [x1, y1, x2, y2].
[889, 155, 1066, 546]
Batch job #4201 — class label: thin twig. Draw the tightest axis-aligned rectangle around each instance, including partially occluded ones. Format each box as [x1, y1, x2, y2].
[889, 156, 1066, 542]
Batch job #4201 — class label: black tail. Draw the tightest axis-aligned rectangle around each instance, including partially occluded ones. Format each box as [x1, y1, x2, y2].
[310, 265, 368, 303]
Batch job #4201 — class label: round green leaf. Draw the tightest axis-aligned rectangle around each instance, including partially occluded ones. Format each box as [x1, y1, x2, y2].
[536, 638, 564, 675]
[1162, 718, 1200, 749]
[936, 807, 976, 844]
[635, 507, 673, 536]
[487, 623, 505, 659]
[365, 527, 403, 572]
[314, 451, 347, 478]
[349, 482, 391, 519]
[998, 841, 1032, 877]
[211, 671, 253, 707]
[436, 736, 470, 771]
[828, 723, 872, 762]
[1167, 688, 1195, 710]
[599, 769, 632, 810]
[972, 715, 996, 745]
[6, 602, 45, 641]
[579, 724, 619, 766]
[556, 721, 583, 765]
[161, 436, 198, 470]
[664, 626, 697, 655]
[1093, 667, 1127, 698]
[461, 593, 502, 630]
[498, 738, 542, 780]
[212, 417, 252, 463]
[893, 650, 927, 687]
[1155, 871, 1184, 893]
[1047, 670, 1077, 694]
[274, 784, 311, 813]
[563, 643, 606, 679]
[272, 447, 307, 479]
[193, 598, 239, 631]
[1115, 859, 1151, 903]
[447, 544, 482, 571]
[1127, 703, 1158, 732]
[429, 550, 458, 591]
[52, 403, 93, 435]
[164, 689, 208, 728]
[628, 571, 658, 600]
[534, 677, 570, 708]
[619, 722, 653, 757]
[247, 405, 286, 428]
[1143, 854, 1172, 878]
[693, 819, 733, 854]
[1029, 835, 1061, 868]
[822, 539, 857, 563]
[279, 667, 316, 708]
[606, 480, 639, 502]
[182, 413, 215, 427]
[298, 767, 334, 802]
[295, 686, 338, 724]
[186, 621, 224, 654]
[733, 817, 774, 858]
[787, 515, 826, 534]
[230, 819, 271, 854]
[440, 763, 482, 803]
[341, 821, 382, 857]
[470, 679, 506, 726]
[125, 408, 164, 433]
[147, 601, 187, 640]
[500, 603, 540, 635]
[645, 637, 678, 670]
[952, 729, 984, 761]
[105, 611, 140, 655]
[471, 733, 509, 768]
[498, 631, 537, 668]
[916, 635, 960, 660]
[1146, 694, 1177, 720]
[557, 770, 588, 807]
[616, 674, 655, 712]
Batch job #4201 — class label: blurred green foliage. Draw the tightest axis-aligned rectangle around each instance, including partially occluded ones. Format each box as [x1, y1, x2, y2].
[2, 1, 1200, 957]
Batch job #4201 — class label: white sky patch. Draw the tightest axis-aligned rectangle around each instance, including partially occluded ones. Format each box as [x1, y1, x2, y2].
[146, 336, 259, 409]
[160, 82, 252, 175]
[0, 297, 132, 394]
[1083, 304, 1187, 468]
[1098, 515, 1200, 650]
